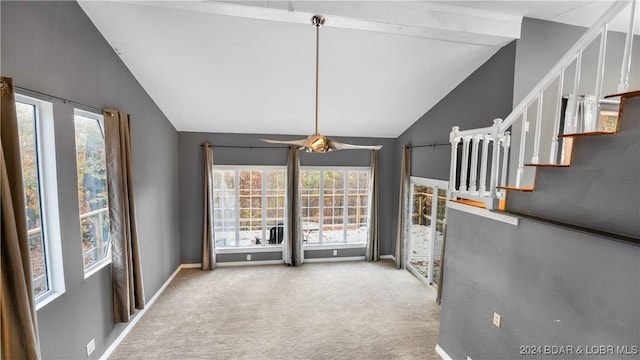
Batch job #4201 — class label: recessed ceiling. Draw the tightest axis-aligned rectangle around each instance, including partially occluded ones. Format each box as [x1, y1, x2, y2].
[78, 1, 635, 138]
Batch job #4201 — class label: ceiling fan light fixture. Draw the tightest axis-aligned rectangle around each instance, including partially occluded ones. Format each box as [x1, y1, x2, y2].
[261, 15, 382, 152]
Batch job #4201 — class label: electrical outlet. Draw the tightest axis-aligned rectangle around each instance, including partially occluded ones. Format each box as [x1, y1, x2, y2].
[86, 338, 95, 357]
[246, 254, 251, 261]
[333, 250, 338, 256]
[493, 312, 501, 328]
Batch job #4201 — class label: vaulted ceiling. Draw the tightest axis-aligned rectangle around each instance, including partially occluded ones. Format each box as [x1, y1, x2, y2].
[79, 1, 631, 138]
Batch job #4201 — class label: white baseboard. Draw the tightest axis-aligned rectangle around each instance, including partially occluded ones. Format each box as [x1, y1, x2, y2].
[100, 264, 183, 360]
[304, 256, 365, 263]
[380, 254, 396, 261]
[217, 260, 283, 267]
[180, 263, 202, 268]
[435, 344, 453, 360]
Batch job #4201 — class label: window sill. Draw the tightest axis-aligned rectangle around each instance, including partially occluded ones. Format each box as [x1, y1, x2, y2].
[35, 289, 64, 311]
[216, 245, 283, 254]
[304, 243, 366, 251]
[84, 257, 112, 279]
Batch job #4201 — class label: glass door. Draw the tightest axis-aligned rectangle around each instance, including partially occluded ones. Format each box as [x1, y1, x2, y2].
[407, 178, 448, 287]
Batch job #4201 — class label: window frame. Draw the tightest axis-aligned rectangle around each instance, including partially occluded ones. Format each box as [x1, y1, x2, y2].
[73, 108, 112, 278]
[406, 176, 449, 287]
[212, 165, 287, 252]
[15, 93, 66, 310]
[300, 166, 371, 247]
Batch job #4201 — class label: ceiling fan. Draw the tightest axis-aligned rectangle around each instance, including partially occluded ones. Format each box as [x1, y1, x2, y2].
[261, 15, 383, 153]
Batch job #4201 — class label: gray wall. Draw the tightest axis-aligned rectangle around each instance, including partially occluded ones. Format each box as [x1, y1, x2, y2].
[177, 132, 397, 262]
[396, 41, 517, 181]
[1, 2, 181, 359]
[439, 208, 639, 360]
[510, 18, 640, 185]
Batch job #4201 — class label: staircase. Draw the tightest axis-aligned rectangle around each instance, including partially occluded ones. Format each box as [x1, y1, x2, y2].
[448, 0, 639, 241]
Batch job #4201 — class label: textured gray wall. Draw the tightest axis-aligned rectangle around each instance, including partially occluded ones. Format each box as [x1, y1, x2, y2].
[1, 1, 181, 358]
[439, 208, 640, 360]
[510, 18, 640, 185]
[177, 132, 397, 262]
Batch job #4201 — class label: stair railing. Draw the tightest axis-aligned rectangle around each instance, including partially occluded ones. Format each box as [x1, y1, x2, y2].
[449, 0, 637, 209]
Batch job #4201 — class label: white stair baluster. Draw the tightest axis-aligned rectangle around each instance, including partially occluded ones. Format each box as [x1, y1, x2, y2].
[479, 135, 490, 195]
[531, 92, 544, 164]
[594, 25, 608, 110]
[460, 136, 471, 192]
[469, 136, 481, 193]
[618, 0, 637, 93]
[550, 70, 565, 164]
[449, 127, 460, 193]
[501, 131, 511, 187]
[516, 111, 527, 188]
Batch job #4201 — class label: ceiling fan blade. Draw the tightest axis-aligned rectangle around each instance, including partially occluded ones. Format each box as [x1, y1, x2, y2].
[260, 138, 308, 146]
[328, 139, 383, 151]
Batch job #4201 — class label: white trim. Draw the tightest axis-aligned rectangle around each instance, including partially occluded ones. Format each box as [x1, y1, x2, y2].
[406, 264, 432, 286]
[447, 201, 519, 226]
[216, 246, 283, 254]
[83, 257, 111, 279]
[100, 264, 183, 360]
[180, 263, 202, 269]
[380, 255, 395, 261]
[436, 344, 453, 360]
[303, 243, 366, 251]
[410, 176, 449, 189]
[304, 256, 365, 263]
[126, 1, 521, 46]
[217, 260, 284, 267]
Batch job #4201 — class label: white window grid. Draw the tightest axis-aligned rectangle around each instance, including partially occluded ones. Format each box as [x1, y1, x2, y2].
[213, 166, 286, 248]
[300, 167, 370, 245]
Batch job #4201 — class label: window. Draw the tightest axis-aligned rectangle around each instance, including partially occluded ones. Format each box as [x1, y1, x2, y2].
[213, 167, 286, 248]
[74, 109, 110, 273]
[300, 168, 370, 245]
[15, 94, 64, 305]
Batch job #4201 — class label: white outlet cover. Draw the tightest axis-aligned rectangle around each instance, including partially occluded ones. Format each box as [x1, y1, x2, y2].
[247, 254, 251, 261]
[493, 312, 501, 328]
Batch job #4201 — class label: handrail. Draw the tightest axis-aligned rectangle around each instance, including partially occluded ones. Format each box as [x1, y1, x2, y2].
[448, 0, 636, 209]
[498, 0, 631, 133]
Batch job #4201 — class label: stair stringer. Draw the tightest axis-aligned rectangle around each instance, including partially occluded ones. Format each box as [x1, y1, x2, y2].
[506, 95, 640, 239]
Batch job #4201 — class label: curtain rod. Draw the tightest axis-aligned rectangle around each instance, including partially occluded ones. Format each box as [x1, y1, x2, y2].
[15, 86, 103, 114]
[410, 143, 450, 149]
[201, 144, 289, 149]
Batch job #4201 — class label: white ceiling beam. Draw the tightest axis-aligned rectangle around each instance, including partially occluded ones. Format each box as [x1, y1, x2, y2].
[126, 0, 522, 46]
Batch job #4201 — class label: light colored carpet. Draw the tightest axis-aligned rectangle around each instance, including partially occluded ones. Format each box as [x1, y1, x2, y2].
[109, 260, 441, 360]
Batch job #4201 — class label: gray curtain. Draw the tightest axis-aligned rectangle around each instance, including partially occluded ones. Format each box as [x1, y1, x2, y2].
[104, 108, 145, 323]
[395, 145, 411, 269]
[285, 146, 303, 266]
[365, 150, 380, 261]
[1, 77, 41, 359]
[202, 143, 216, 270]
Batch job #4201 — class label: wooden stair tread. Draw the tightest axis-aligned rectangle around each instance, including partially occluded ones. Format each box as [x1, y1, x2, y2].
[558, 131, 616, 138]
[451, 199, 485, 209]
[497, 186, 534, 192]
[524, 163, 570, 167]
[604, 90, 640, 99]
